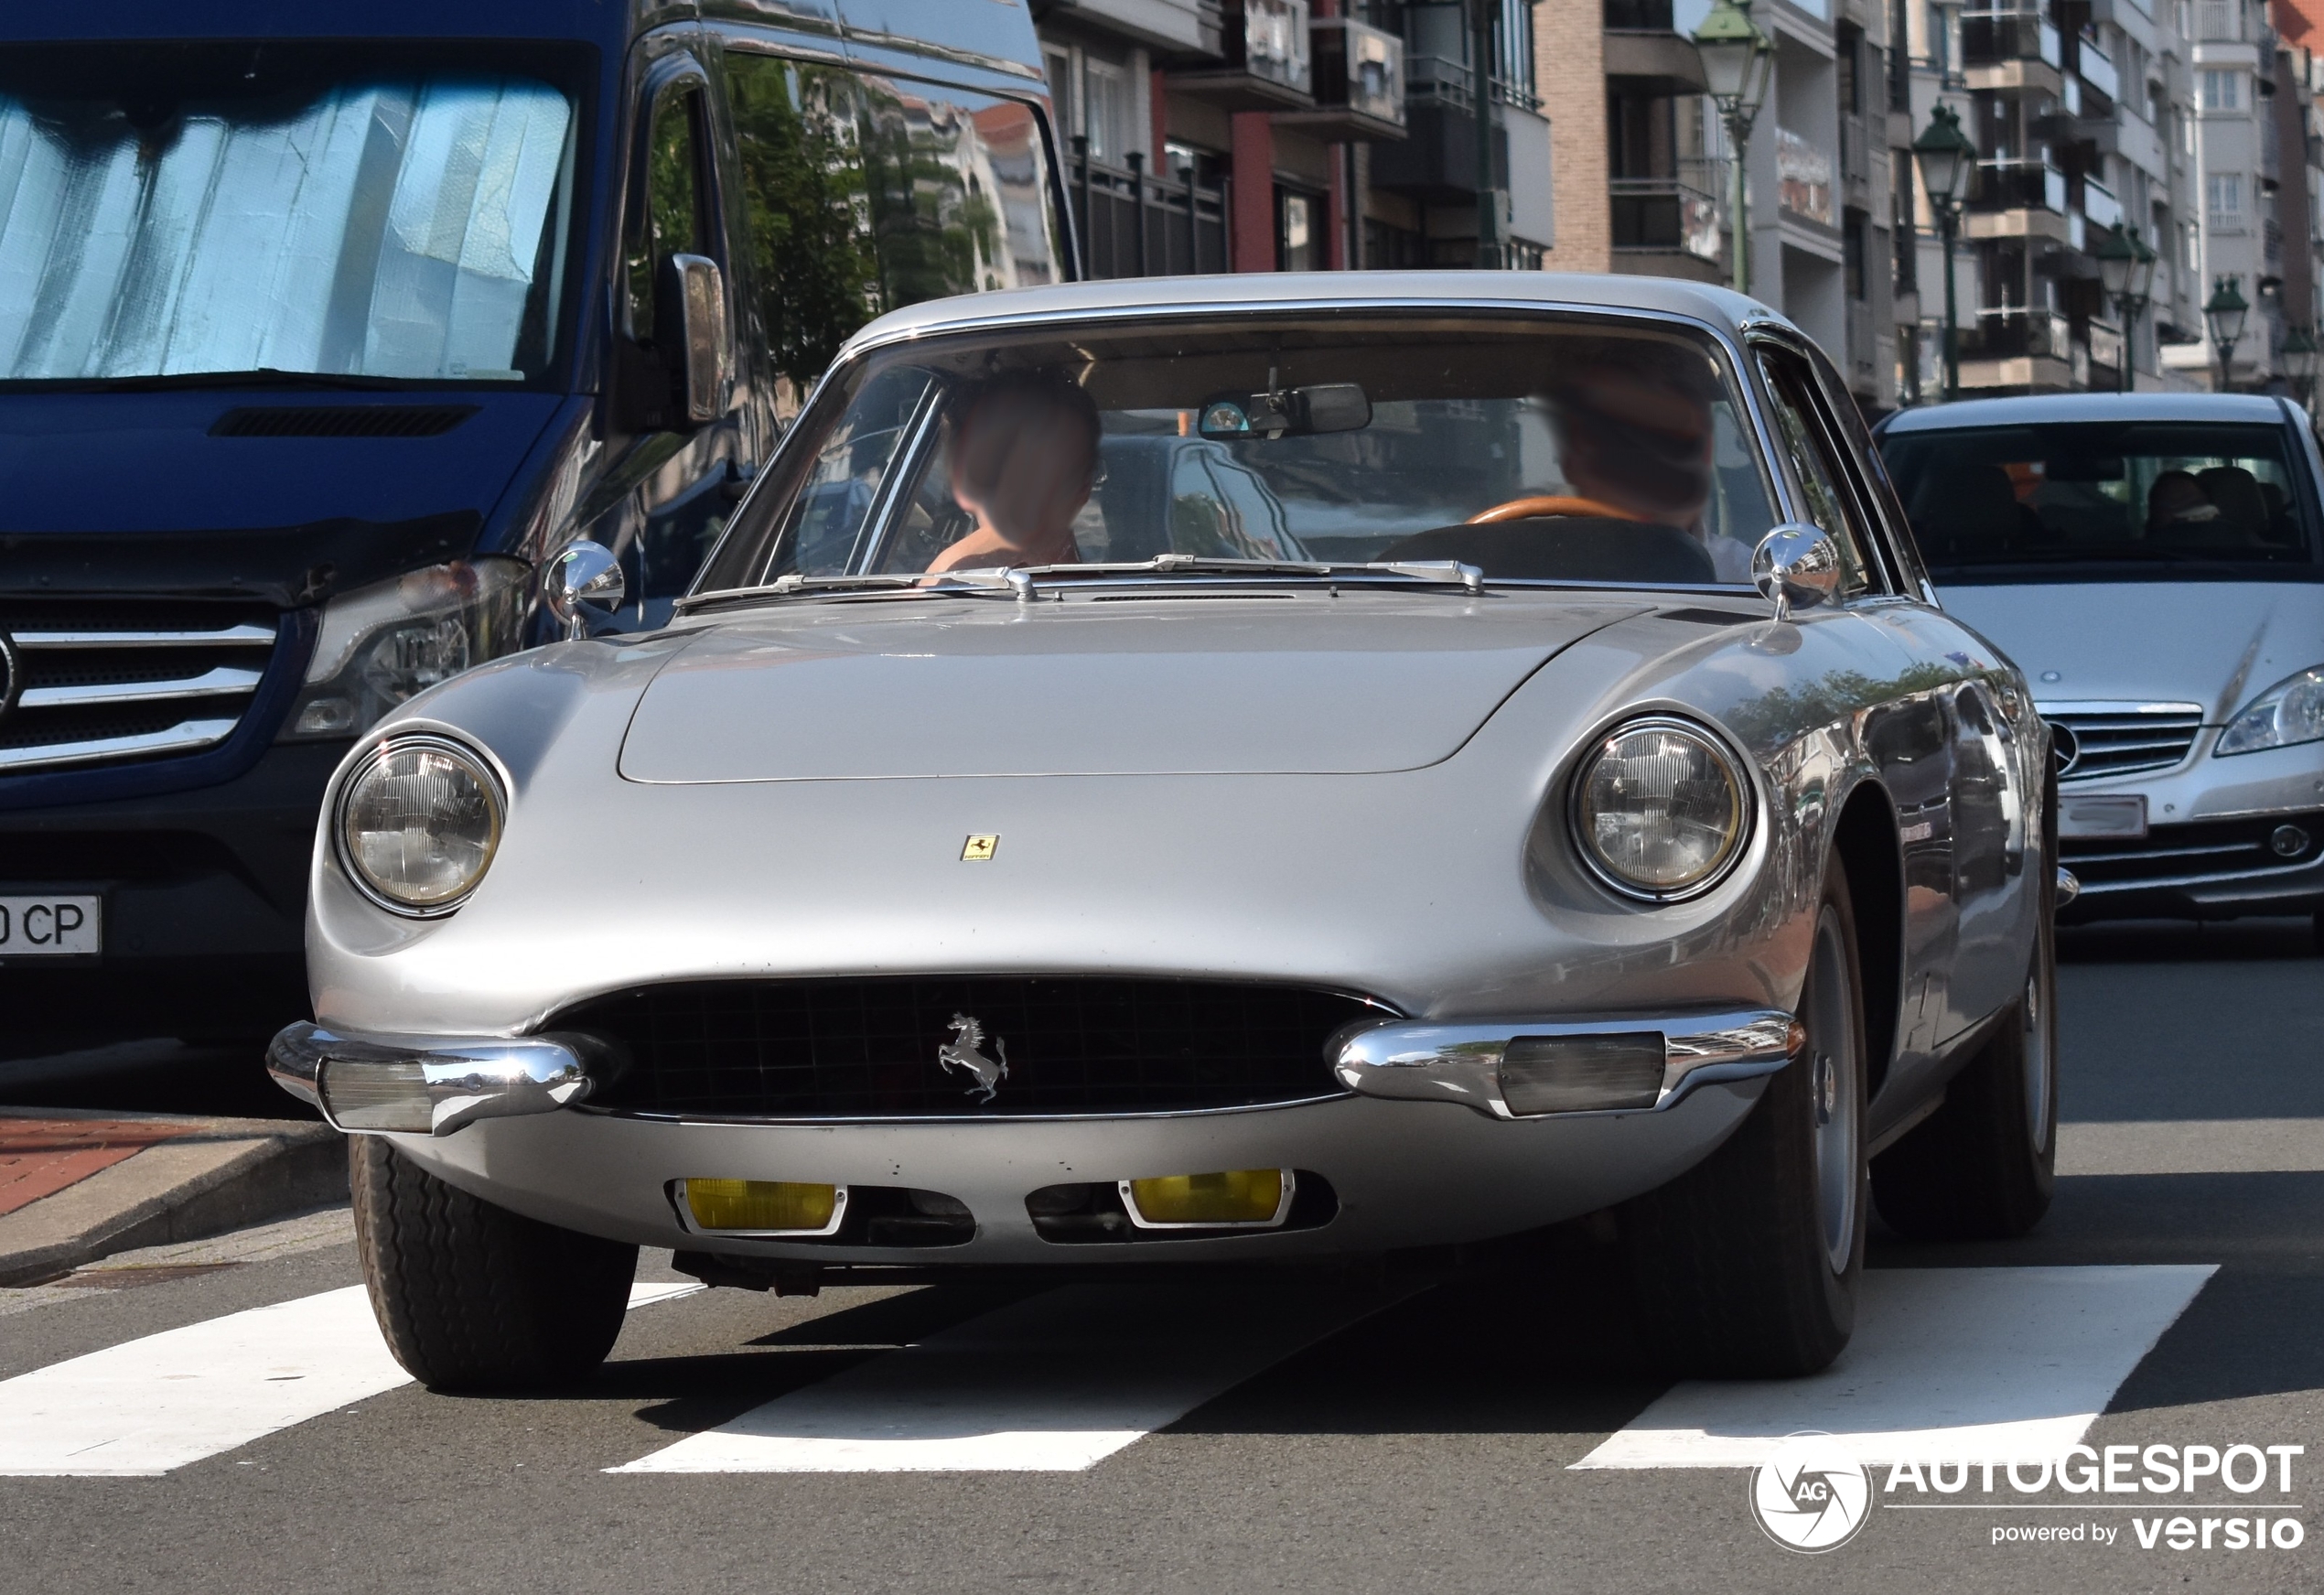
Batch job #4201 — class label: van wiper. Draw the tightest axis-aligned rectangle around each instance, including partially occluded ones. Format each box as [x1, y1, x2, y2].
[11, 368, 438, 393]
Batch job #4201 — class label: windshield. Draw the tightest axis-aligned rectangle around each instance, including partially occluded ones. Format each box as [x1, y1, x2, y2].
[1879, 420, 2322, 580]
[698, 315, 1781, 593]
[0, 43, 585, 386]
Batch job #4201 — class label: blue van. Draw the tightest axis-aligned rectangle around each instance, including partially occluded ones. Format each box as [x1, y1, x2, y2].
[0, 1, 1070, 1072]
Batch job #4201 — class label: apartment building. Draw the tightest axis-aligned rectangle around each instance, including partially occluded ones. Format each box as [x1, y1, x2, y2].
[1033, 1, 1552, 276]
[1528, 1, 1901, 411]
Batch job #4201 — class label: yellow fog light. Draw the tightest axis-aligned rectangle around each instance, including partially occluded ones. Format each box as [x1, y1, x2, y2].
[674, 1179, 846, 1235]
[1120, 1169, 1295, 1229]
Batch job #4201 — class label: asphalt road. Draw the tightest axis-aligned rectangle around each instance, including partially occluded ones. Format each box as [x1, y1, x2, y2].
[0, 921, 2318, 1594]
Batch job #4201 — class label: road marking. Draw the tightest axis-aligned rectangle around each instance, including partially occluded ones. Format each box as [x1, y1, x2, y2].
[0, 1280, 699, 1476]
[610, 1280, 1407, 1474]
[1572, 1265, 2216, 1470]
[2057, 1117, 2324, 1175]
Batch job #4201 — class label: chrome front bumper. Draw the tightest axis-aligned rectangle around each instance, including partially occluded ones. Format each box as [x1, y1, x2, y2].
[268, 1022, 609, 1137]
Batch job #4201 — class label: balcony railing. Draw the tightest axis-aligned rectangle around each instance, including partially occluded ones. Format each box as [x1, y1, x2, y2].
[1963, 9, 2062, 70]
[1610, 158, 1727, 262]
[2081, 176, 2124, 230]
[1604, 0, 1676, 27]
[2197, 0, 2243, 41]
[1972, 157, 2068, 213]
[2077, 37, 2119, 103]
[1067, 154, 1230, 281]
[1962, 307, 2071, 361]
[1777, 128, 1834, 226]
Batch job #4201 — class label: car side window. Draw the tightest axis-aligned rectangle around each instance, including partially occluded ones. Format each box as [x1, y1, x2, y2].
[626, 83, 709, 348]
[1753, 345, 1876, 596]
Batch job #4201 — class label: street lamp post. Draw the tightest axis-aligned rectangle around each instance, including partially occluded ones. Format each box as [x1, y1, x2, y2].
[2205, 275, 2250, 393]
[1911, 102, 1977, 401]
[1693, 0, 1775, 296]
[2284, 326, 2319, 415]
[2093, 221, 2158, 393]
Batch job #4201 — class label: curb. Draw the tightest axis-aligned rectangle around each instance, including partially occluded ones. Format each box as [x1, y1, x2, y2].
[0, 1110, 348, 1287]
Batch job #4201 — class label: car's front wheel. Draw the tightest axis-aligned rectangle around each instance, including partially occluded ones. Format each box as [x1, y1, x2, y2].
[350, 1136, 638, 1391]
[1619, 857, 1867, 1377]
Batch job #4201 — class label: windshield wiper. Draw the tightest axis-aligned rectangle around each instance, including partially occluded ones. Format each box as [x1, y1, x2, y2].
[678, 570, 1012, 614]
[1014, 554, 1487, 593]
[12, 367, 425, 393]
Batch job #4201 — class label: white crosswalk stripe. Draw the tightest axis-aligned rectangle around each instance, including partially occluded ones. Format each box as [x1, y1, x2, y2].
[1572, 1265, 2217, 1470]
[0, 1281, 699, 1477]
[610, 1280, 1412, 1474]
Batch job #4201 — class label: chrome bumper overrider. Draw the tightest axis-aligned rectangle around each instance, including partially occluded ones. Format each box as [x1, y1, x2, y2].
[267, 1022, 609, 1137]
[1331, 1008, 1802, 1119]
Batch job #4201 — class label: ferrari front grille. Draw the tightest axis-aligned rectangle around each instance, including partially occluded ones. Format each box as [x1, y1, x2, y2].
[565, 975, 1383, 1120]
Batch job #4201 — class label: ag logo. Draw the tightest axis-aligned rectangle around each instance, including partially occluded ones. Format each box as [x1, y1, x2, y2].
[1748, 1432, 1870, 1553]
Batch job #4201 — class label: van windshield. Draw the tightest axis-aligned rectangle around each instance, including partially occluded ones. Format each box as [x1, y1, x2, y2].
[1879, 420, 2323, 580]
[0, 43, 584, 387]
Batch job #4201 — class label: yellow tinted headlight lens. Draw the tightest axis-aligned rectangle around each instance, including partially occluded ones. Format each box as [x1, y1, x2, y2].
[1124, 1169, 1289, 1226]
[682, 1179, 840, 1233]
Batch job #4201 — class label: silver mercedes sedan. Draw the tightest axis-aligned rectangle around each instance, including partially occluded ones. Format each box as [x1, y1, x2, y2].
[269, 274, 2059, 1391]
[1878, 393, 2324, 935]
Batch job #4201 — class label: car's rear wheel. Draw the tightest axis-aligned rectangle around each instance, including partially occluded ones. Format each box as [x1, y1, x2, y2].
[350, 1136, 637, 1392]
[1619, 857, 1867, 1377]
[1870, 888, 2057, 1241]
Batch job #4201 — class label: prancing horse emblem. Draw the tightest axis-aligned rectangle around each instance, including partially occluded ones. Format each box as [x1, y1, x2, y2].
[938, 1013, 1008, 1102]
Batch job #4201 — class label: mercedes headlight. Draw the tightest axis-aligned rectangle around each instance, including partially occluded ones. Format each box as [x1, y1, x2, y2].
[1570, 717, 1751, 900]
[2215, 666, 2324, 757]
[285, 558, 529, 740]
[337, 737, 504, 915]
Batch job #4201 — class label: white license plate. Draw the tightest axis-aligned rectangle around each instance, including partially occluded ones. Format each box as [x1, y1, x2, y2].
[0, 896, 101, 954]
[2060, 795, 2148, 840]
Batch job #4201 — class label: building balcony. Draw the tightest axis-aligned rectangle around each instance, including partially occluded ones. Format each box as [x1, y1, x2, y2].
[2076, 36, 2119, 108]
[1610, 159, 1727, 278]
[1963, 8, 2064, 95]
[1601, 0, 1708, 93]
[1972, 157, 2068, 214]
[1777, 127, 1834, 228]
[1368, 57, 1507, 203]
[1276, 17, 1407, 140]
[1963, 307, 2072, 361]
[1066, 156, 1231, 280]
[1168, 0, 1314, 112]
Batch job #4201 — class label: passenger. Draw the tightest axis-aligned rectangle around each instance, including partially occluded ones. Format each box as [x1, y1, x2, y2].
[2146, 469, 2216, 533]
[924, 373, 1102, 573]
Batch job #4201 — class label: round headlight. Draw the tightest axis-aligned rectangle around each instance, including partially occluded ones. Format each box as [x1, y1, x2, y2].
[1571, 717, 1750, 900]
[338, 737, 503, 914]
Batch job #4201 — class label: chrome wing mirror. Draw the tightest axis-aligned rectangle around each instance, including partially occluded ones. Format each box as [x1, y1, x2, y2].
[544, 540, 626, 641]
[1750, 523, 1844, 623]
[665, 253, 732, 426]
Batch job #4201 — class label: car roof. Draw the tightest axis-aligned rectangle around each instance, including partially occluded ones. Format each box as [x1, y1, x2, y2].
[834, 271, 1784, 362]
[1877, 391, 2297, 433]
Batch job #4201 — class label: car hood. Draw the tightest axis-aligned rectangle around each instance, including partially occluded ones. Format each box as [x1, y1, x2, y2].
[618, 593, 1646, 781]
[1936, 580, 2324, 720]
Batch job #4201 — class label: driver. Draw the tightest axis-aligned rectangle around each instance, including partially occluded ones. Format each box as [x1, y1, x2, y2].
[1542, 345, 1747, 578]
[924, 373, 1102, 574]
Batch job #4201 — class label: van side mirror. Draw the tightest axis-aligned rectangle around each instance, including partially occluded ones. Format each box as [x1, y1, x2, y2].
[545, 540, 627, 640]
[662, 253, 731, 426]
[1751, 523, 1843, 623]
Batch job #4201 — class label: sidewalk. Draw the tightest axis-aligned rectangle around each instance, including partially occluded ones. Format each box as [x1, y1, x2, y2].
[0, 1109, 345, 1287]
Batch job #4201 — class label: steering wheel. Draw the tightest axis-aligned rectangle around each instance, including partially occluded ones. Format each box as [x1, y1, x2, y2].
[1467, 494, 1632, 524]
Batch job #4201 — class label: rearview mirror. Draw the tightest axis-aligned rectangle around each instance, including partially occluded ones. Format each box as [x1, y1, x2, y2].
[1198, 383, 1371, 440]
[663, 253, 732, 426]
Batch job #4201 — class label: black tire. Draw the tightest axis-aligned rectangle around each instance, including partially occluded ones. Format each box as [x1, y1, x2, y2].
[1871, 872, 2058, 1241]
[1619, 857, 1868, 1377]
[350, 1136, 638, 1392]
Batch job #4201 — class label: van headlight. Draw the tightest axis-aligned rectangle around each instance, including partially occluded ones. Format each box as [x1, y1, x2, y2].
[2215, 666, 2324, 757]
[285, 558, 529, 740]
[337, 736, 504, 915]
[1569, 717, 1751, 900]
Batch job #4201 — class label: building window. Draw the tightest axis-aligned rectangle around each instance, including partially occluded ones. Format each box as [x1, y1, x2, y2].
[1278, 188, 1320, 271]
[2200, 69, 2241, 111]
[2208, 173, 2242, 218]
[1845, 209, 1868, 300]
[1363, 216, 1423, 269]
[1082, 59, 1127, 163]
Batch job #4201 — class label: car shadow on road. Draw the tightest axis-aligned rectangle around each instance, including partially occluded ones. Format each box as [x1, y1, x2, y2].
[2058, 916, 2319, 964]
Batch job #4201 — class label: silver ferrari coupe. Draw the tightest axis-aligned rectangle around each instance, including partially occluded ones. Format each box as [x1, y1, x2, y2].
[270, 274, 2060, 1389]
